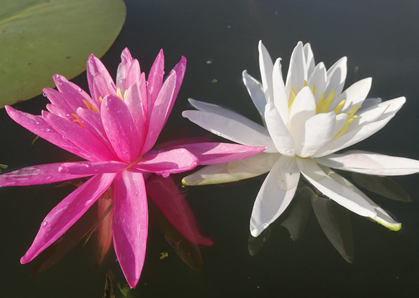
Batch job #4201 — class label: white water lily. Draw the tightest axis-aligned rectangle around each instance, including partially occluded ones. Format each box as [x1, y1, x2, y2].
[182, 41, 419, 237]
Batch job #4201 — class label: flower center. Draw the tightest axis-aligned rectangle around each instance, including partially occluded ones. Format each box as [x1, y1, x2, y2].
[288, 82, 361, 141]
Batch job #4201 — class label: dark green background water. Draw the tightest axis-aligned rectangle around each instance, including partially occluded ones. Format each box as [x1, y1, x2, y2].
[1, 0, 419, 297]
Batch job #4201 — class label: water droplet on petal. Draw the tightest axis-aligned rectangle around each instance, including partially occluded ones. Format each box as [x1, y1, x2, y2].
[42, 221, 48, 227]
[262, 223, 269, 230]
[162, 172, 170, 178]
[42, 93, 47, 97]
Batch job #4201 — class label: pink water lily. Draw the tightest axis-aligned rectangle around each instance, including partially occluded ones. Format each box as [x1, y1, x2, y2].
[1, 48, 265, 287]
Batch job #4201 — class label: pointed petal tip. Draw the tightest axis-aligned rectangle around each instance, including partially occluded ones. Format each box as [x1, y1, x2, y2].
[372, 217, 401, 231]
[181, 178, 189, 186]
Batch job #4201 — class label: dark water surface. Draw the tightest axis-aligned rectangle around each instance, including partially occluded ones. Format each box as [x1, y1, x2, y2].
[2, 0, 419, 297]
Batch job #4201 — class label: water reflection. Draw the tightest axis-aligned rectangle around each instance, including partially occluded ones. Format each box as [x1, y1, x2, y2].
[29, 174, 211, 277]
[248, 173, 410, 263]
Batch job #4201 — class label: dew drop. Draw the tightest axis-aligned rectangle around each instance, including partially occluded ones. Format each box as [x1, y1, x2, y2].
[42, 221, 48, 227]
[262, 223, 269, 230]
[162, 172, 170, 178]
[77, 88, 82, 92]
[42, 93, 47, 97]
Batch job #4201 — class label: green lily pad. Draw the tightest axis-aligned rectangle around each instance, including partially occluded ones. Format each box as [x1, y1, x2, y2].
[0, 0, 126, 107]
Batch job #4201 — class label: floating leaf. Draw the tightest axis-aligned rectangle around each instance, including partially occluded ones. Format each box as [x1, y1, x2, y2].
[0, 0, 126, 107]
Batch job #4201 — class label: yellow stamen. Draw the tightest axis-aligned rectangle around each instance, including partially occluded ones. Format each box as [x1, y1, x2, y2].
[312, 84, 316, 95]
[83, 100, 99, 113]
[333, 115, 358, 140]
[347, 105, 361, 117]
[99, 96, 103, 102]
[117, 88, 123, 100]
[124, 89, 128, 99]
[297, 80, 308, 92]
[288, 87, 297, 113]
[332, 105, 361, 141]
[319, 90, 335, 113]
[334, 99, 346, 114]
[72, 113, 85, 128]
[316, 93, 326, 114]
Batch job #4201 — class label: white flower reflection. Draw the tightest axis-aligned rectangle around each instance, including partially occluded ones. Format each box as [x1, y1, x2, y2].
[182, 41, 419, 237]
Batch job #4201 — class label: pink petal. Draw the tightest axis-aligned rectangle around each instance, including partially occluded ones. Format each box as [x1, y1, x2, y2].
[140, 71, 177, 155]
[53, 74, 97, 111]
[112, 170, 148, 288]
[124, 83, 147, 150]
[58, 161, 127, 175]
[116, 48, 135, 91]
[43, 88, 73, 114]
[96, 193, 114, 265]
[44, 111, 116, 161]
[139, 73, 149, 120]
[5, 106, 91, 160]
[146, 174, 213, 246]
[76, 108, 115, 153]
[125, 59, 141, 93]
[101, 95, 141, 163]
[171, 56, 187, 106]
[173, 142, 268, 165]
[46, 103, 73, 122]
[86, 54, 117, 108]
[21, 173, 116, 263]
[0, 163, 92, 186]
[147, 49, 165, 108]
[134, 148, 198, 175]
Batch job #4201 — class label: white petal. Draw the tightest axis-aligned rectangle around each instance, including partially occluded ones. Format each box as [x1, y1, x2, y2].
[333, 78, 372, 113]
[313, 97, 406, 157]
[320, 166, 401, 231]
[250, 156, 300, 236]
[303, 43, 315, 77]
[316, 150, 419, 175]
[296, 158, 377, 218]
[357, 97, 382, 113]
[285, 42, 306, 99]
[182, 153, 279, 185]
[351, 105, 387, 127]
[325, 57, 347, 98]
[294, 112, 336, 158]
[272, 58, 288, 123]
[264, 102, 295, 156]
[258, 41, 274, 103]
[288, 86, 316, 138]
[307, 62, 327, 104]
[183, 110, 277, 152]
[242, 70, 266, 116]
